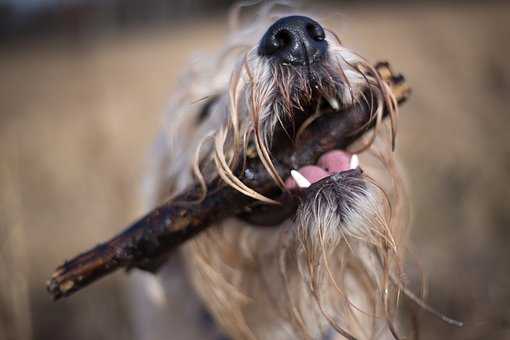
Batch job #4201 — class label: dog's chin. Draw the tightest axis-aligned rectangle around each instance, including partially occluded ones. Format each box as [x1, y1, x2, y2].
[291, 168, 372, 256]
[238, 165, 367, 228]
[295, 168, 366, 225]
[298, 167, 364, 207]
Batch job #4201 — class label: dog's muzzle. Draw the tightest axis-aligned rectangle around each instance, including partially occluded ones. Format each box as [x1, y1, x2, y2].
[238, 16, 368, 227]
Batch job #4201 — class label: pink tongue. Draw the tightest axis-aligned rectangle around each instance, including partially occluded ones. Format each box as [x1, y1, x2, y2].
[284, 150, 352, 190]
[317, 150, 352, 173]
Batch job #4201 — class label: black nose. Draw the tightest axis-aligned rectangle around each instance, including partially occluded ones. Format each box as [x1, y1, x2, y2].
[258, 16, 327, 66]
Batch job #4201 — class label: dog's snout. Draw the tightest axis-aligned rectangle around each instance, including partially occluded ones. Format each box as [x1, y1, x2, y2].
[258, 16, 328, 66]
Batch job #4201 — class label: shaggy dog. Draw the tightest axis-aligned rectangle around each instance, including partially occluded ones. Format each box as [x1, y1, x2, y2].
[129, 4, 409, 340]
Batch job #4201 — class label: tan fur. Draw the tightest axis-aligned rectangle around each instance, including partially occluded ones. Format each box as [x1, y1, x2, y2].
[142, 3, 409, 340]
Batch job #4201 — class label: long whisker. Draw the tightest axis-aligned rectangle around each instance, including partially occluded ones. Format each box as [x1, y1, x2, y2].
[191, 131, 215, 203]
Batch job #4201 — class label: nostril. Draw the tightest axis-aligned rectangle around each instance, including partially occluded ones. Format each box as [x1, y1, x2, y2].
[275, 30, 292, 49]
[306, 22, 325, 42]
[259, 28, 293, 57]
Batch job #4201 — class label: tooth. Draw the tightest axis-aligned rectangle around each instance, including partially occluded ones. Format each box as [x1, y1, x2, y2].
[327, 97, 340, 111]
[291, 170, 311, 188]
[349, 154, 359, 169]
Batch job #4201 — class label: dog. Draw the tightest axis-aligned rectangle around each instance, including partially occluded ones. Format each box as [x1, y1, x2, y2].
[128, 3, 409, 340]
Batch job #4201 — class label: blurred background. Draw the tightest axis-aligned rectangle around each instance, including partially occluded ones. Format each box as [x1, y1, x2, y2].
[0, 0, 509, 339]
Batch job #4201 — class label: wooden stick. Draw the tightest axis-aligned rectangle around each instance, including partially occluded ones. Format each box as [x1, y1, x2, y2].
[47, 62, 410, 300]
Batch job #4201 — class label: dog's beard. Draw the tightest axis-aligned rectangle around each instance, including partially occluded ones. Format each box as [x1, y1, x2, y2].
[265, 154, 404, 339]
[294, 169, 370, 255]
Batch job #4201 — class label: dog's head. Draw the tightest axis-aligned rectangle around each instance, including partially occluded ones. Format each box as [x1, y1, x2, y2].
[150, 5, 409, 339]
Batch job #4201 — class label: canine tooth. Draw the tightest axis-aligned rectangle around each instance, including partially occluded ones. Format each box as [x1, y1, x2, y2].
[327, 97, 340, 111]
[349, 154, 359, 169]
[290, 170, 311, 188]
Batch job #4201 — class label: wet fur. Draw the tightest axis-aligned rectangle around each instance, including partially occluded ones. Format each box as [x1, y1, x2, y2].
[134, 3, 408, 340]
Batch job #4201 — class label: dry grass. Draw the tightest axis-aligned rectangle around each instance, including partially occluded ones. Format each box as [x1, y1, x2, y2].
[0, 3, 509, 339]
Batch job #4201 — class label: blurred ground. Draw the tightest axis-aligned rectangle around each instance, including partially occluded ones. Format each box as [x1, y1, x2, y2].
[1, 2, 509, 340]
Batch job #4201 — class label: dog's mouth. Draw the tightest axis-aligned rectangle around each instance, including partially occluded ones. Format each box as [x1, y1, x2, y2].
[238, 150, 363, 227]
[238, 93, 365, 227]
[284, 150, 359, 190]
